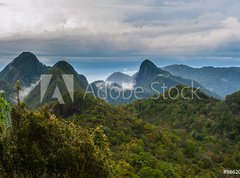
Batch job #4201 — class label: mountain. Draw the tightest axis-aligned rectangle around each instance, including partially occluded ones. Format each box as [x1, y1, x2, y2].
[106, 72, 133, 85]
[0, 52, 49, 103]
[0, 52, 89, 107]
[24, 60, 88, 108]
[0, 52, 49, 86]
[163, 64, 240, 98]
[89, 80, 134, 104]
[92, 60, 220, 104]
[51, 60, 88, 89]
[134, 60, 219, 99]
[135, 59, 170, 86]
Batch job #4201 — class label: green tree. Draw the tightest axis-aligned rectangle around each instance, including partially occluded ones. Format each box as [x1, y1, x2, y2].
[0, 95, 10, 126]
[1, 105, 115, 177]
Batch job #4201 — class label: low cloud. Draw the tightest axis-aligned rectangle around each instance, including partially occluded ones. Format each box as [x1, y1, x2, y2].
[0, 2, 7, 6]
[121, 82, 134, 90]
[122, 68, 137, 76]
[20, 81, 39, 100]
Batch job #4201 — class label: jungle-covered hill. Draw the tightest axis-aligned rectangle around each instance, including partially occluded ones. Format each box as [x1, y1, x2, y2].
[50, 86, 240, 177]
[1, 85, 240, 177]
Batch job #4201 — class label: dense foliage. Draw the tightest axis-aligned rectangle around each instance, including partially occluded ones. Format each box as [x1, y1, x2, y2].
[1, 86, 240, 177]
[0, 95, 10, 126]
[0, 101, 114, 177]
[52, 89, 240, 177]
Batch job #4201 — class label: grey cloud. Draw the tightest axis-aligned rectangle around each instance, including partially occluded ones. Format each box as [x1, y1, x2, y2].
[0, 2, 7, 6]
[0, 0, 240, 59]
[0, 31, 148, 56]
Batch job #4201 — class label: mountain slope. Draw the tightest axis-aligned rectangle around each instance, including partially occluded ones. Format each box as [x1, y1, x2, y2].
[134, 60, 220, 99]
[49, 85, 239, 177]
[0, 52, 49, 86]
[135, 59, 170, 86]
[106, 72, 133, 85]
[163, 64, 240, 98]
[25, 61, 88, 108]
[92, 60, 220, 104]
[0, 52, 49, 103]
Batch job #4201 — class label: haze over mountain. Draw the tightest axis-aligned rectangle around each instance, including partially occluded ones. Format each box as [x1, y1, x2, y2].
[164, 64, 240, 98]
[106, 72, 133, 85]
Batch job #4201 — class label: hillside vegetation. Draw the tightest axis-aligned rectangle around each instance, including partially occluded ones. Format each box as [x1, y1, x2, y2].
[50, 87, 240, 177]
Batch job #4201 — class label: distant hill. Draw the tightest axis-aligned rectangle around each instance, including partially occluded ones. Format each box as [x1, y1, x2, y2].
[164, 64, 240, 98]
[0, 52, 49, 86]
[0, 52, 89, 106]
[92, 60, 220, 103]
[25, 60, 88, 108]
[133, 60, 219, 99]
[134, 59, 170, 86]
[106, 72, 133, 85]
[1, 53, 235, 105]
[0, 52, 49, 103]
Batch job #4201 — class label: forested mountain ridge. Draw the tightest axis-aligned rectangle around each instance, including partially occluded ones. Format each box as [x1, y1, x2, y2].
[164, 64, 240, 98]
[25, 60, 89, 108]
[94, 60, 220, 104]
[0, 52, 234, 105]
[0, 52, 49, 103]
[0, 52, 49, 86]
[48, 86, 240, 177]
[133, 60, 220, 99]
[0, 53, 89, 106]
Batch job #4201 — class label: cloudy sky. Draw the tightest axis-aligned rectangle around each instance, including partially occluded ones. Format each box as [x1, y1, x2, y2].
[0, 0, 240, 56]
[0, 0, 240, 81]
